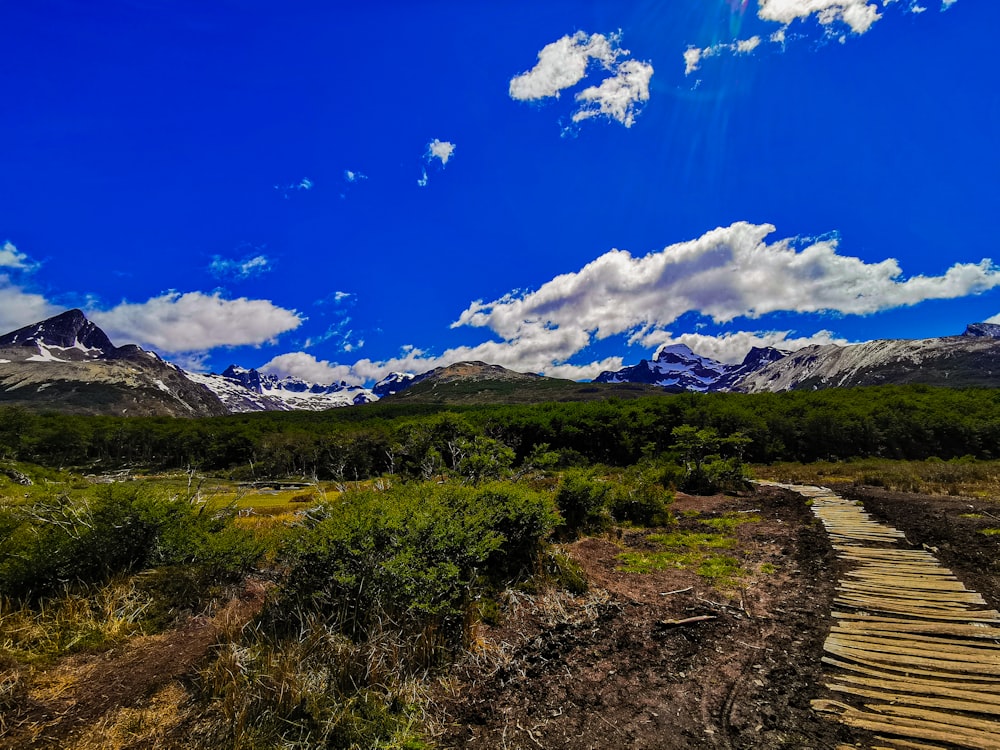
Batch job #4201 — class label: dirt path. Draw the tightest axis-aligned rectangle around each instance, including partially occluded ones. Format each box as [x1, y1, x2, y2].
[431, 487, 864, 749]
[765, 482, 1000, 750]
[1, 579, 268, 750]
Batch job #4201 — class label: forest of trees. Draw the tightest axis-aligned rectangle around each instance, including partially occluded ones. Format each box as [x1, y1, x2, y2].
[2, 385, 1000, 480]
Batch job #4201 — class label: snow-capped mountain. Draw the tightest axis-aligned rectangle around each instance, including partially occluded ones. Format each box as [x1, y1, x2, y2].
[9, 310, 1000, 417]
[734, 325, 1000, 392]
[191, 365, 376, 413]
[372, 372, 420, 398]
[594, 343, 788, 392]
[0, 310, 228, 417]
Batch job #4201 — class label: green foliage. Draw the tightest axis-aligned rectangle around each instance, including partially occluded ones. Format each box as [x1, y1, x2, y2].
[700, 512, 762, 533]
[0, 484, 265, 602]
[455, 436, 515, 484]
[605, 468, 673, 527]
[10, 386, 1000, 480]
[697, 554, 745, 586]
[541, 547, 589, 595]
[274, 481, 557, 662]
[553, 470, 610, 537]
[671, 426, 752, 495]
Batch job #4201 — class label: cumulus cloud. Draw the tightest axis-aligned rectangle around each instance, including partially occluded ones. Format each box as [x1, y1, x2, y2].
[757, 0, 882, 34]
[262, 222, 1000, 386]
[417, 139, 455, 187]
[91, 291, 302, 352]
[0, 241, 34, 270]
[260, 341, 625, 386]
[343, 170, 367, 183]
[683, 36, 762, 75]
[634, 328, 850, 364]
[510, 31, 653, 128]
[260, 351, 357, 384]
[509, 32, 617, 100]
[208, 253, 272, 281]
[453, 221, 1000, 355]
[0, 274, 60, 332]
[427, 139, 456, 166]
[572, 58, 654, 128]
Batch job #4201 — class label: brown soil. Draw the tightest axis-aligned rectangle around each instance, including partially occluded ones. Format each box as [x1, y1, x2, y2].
[6, 486, 1000, 749]
[430, 486, 870, 749]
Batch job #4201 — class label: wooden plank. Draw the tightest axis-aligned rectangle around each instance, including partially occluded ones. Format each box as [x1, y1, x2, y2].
[822, 656, 1000, 690]
[830, 672, 1000, 707]
[827, 633, 1000, 663]
[831, 600, 1000, 622]
[866, 703, 1000, 736]
[837, 583, 985, 603]
[827, 682, 1000, 716]
[829, 627, 1000, 652]
[810, 702, 1000, 750]
[824, 642, 1000, 676]
[832, 614, 1000, 637]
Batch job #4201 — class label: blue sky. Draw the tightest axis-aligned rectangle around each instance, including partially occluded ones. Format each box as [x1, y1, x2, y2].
[2, 0, 997, 384]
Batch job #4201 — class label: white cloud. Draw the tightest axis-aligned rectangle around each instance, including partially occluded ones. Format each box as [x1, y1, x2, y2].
[91, 291, 302, 352]
[0, 241, 34, 270]
[453, 221, 1000, 356]
[427, 139, 456, 166]
[0, 274, 61, 332]
[344, 170, 368, 183]
[683, 47, 703, 76]
[274, 178, 314, 198]
[260, 351, 357, 384]
[683, 36, 763, 76]
[509, 32, 618, 101]
[417, 169, 429, 188]
[634, 328, 850, 364]
[572, 58, 654, 128]
[265, 222, 1000, 387]
[941, 0, 958, 8]
[510, 31, 653, 128]
[757, 0, 882, 34]
[208, 254, 272, 281]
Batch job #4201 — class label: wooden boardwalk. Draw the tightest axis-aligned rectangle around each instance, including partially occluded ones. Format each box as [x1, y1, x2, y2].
[761, 482, 1000, 750]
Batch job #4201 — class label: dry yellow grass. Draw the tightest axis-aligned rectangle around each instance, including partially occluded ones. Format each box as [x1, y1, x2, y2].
[64, 680, 191, 750]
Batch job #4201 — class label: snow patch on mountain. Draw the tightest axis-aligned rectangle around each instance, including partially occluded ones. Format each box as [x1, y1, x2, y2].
[191, 365, 377, 413]
[595, 343, 789, 392]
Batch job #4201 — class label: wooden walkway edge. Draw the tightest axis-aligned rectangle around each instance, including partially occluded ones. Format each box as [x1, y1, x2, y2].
[759, 482, 1000, 750]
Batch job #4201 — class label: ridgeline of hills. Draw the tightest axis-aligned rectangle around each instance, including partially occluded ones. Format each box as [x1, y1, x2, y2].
[3, 309, 1000, 417]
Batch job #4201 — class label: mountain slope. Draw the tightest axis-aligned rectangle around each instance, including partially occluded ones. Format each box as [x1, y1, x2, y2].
[192, 366, 376, 412]
[387, 361, 666, 405]
[0, 310, 228, 417]
[734, 325, 1000, 392]
[595, 343, 788, 392]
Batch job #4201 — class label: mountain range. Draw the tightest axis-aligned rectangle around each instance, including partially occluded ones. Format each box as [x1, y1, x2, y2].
[3, 310, 1000, 416]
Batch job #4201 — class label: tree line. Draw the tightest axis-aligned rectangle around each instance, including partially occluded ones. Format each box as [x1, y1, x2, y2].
[3, 384, 1000, 478]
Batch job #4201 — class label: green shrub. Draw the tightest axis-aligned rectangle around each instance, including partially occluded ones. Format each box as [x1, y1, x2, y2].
[553, 470, 609, 537]
[274, 480, 557, 662]
[606, 470, 673, 527]
[0, 484, 264, 602]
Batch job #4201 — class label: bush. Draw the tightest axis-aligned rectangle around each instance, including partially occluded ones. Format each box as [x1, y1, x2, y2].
[553, 470, 610, 537]
[606, 470, 673, 527]
[274, 480, 558, 662]
[0, 484, 265, 602]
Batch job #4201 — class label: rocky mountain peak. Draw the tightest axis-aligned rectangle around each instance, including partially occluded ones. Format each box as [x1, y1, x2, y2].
[0, 308, 116, 353]
[963, 323, 1000, 339]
